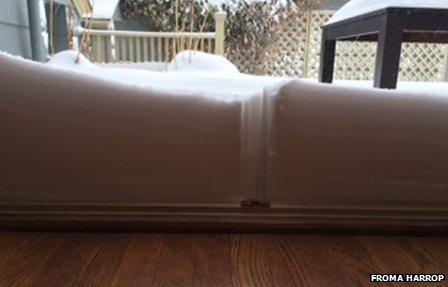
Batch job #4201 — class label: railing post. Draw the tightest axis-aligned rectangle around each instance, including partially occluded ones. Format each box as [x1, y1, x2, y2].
[91, 36, 99, 62]
[214, 12, 226, 56]
[108, 24, 117, 63]
[108, 35, 115, 63]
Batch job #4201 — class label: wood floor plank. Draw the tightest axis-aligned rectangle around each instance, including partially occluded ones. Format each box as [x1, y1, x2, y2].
[113, 233, 234, 287]
[111, 233, 167, 287]
[230, 234, 272, 287]
[149, 234, 198, 287]
[359, 235, 448, 274]
[281, 235, 384, 287]
[0, 232, 446, 287]
[74, 234, 133, 287]
[21, 233, 112, 287]
[190, 234, 233, 287]
[0, 233, 40, 265]
[231, 234, 312, 287]
[0, 233, 64, 287]
[398, 236, 448, 272]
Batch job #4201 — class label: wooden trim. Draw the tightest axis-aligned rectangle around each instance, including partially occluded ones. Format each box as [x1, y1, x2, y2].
[88, 29, 216, 39]
[1, 204, 448, 233]
[90, 19, 112, 30]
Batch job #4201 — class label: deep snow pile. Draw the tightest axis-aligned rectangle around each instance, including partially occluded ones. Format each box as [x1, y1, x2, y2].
[1, 50, 445, 103]
[47, 51, 97, 69]
[333, 80, 448, 97]
[3, 49, 448, 210]
[327, 0, 448, 24]
[43, 50, 286, 102]
[167, 51, 239, 74]
[98, 62, 167, 72]
[306, 79, 448, 97]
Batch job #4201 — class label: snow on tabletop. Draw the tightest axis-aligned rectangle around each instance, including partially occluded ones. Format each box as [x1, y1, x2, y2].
[327, 0, 448, 24]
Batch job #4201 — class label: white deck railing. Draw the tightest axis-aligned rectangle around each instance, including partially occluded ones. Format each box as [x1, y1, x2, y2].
[87, 12, 226, 64]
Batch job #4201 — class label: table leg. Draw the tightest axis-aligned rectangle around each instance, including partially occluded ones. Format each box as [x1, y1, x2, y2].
[374, 13, 404, 89]
[319, 30, 336, 83]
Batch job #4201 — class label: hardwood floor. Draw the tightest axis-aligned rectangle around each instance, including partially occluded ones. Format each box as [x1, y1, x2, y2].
[0, 232, 447, 287]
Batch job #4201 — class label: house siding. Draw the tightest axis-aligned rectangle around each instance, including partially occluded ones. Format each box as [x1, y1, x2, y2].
[324, 0, 348, 10]
[45, 3, 68, 53]
[0, 0, 32, 58]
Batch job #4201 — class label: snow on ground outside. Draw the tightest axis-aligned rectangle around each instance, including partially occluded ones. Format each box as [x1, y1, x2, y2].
[167, 51, 240, 74]
[98, 62, 168, 72]
[2, 50, 445, 105]
[327, 0, 448, 24]
[306, 79, 448, 97]
[46, 50, 288, 102]
[94, 50, 448, 97]
[48, 51, 97, 68]
[45, 50, 448, 99]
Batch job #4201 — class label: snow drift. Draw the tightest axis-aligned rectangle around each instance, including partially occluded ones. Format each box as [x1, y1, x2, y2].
[265, 80, 448, 208]
[44, 50, 285, 102]
[167, 50, 240, 74]
[47, 50, 97, 69]
[1, 51, 448, 210]
[0, 51, 260, 204]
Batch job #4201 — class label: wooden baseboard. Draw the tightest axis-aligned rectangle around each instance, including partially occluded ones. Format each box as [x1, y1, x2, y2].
[1, 204, 448, 234]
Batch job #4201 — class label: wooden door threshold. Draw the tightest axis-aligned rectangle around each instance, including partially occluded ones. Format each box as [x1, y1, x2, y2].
[1, 204, 448, 234]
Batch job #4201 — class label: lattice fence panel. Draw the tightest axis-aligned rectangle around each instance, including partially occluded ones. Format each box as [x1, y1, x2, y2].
[334, 42, 377, 80]
[226, 10, 311, 76]
[226, 47, 259, 74]
[308, 10, 378, 81]
[265, 10, 310, 77]
[400, 43, 448, 81]
[306, 11, 333, 79]
[227, 9, 448, 82]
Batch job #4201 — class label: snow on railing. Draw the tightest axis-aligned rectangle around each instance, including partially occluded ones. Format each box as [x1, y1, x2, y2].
[87, 12, 226, 64]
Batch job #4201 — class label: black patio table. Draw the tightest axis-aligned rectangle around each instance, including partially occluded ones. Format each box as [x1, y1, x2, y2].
[319, 7, 448, 89]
